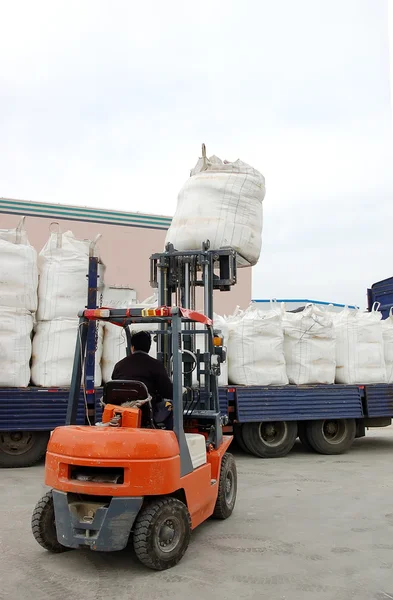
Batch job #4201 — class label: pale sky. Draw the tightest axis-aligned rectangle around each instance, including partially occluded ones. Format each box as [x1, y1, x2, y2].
[1, 0, 392, 307]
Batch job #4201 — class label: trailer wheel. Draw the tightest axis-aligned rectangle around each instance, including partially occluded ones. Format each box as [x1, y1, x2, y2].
[242, 421, 298, 458]
[0, 431, 50, 468]
[298, 422, 313, 452]
[133, 497, 191, 570]
[213, 452, 237, 519]
[233, 424, 251, 454]
[31, 490, 69, 553]
[306, 419, 356, 455]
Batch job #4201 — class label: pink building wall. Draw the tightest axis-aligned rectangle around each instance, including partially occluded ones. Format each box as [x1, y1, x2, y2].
[0, 205, 251, 316]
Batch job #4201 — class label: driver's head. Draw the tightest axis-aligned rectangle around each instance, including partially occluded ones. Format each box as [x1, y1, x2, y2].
[131, 330, 151, 354]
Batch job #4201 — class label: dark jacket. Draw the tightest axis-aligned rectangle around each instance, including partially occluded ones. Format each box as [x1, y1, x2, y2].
[112, 351, 173, 405]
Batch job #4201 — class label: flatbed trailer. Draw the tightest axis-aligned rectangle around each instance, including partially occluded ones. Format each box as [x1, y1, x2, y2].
[1, 273, 393, 466]
[218, 383, 393, 457]
[1, 381, 392, 466]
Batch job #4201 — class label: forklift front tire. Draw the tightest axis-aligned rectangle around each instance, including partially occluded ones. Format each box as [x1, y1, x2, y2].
[31, 490, 69, 553]
[133, 497, 191, 570]
[212, 452, 237, 520]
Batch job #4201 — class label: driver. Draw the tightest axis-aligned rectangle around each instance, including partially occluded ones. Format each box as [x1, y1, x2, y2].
[111, 330, 173, 429]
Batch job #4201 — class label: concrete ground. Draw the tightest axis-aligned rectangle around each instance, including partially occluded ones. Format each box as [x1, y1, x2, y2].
[1, 429, 393, 600]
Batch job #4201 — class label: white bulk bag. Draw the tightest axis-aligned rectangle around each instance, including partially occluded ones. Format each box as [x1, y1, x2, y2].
[282, 304, 336, 385]
[37, 230, 105, 321]
[102, 295, 158, 383]
[0, 307, 33, 387]
[165, 151, 265, 266]
[191, 313, 229, 387]
[31, 318, 103, 387]
[0, 217, 38, 312]
[227, 305, 288, 386]
[382, 309, 393, 383]
[332, 306, 386, 384]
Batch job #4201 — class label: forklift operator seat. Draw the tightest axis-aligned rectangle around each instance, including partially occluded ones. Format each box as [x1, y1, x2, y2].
[102, 380, 150, 406]
[102, 380, 155, 428]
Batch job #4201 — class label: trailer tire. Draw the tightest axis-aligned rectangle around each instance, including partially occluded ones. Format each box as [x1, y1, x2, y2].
[242, 421, 298, 458]
[233, 424, 251, 454]
[298, 422, 314, 452]
[0, 431, 50, 468]
[306, 419, 356, 455]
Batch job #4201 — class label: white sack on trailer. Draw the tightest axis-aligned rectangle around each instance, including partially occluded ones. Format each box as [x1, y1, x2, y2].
[0, 217, 38, 312]
[102, 295, 158, 383]
[37, 230, 105, 321]
[227, 304, 288, 386]
[382, 308, 393, 383]
[0, 307, 33, 387]
[331, 305, 386, 384]
[282, 304, 336, 385]
[165, 148, 265, 266]
[31, 318, 104, 387]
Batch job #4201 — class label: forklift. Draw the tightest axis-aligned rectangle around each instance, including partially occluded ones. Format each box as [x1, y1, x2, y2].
[31, 242, 239, 570]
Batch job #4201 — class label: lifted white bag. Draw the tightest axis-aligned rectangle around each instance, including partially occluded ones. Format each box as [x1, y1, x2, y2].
[165, 148, 265, 266]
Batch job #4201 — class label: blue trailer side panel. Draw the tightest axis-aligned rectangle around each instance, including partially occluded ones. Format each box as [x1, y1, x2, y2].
[367, 277, 393, 319]
[0, 388, 103, 431]
[234, 385, 364, 422]
[364, 385, 393, 417]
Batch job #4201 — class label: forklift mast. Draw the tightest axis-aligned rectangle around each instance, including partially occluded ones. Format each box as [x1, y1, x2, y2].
[67, 242, 240, 451]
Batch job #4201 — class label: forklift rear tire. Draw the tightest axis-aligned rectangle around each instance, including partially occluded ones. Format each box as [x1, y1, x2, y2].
[298, 422, 314, 452]
[31, 490, 69, 553]
[233, 424, 251, 454]
[212, 452, 237, 519]
[242, 421, 298, 458]
[0, 431, 50, 468]
[133, 497, 191, 570]
[305, 419, 356, 455]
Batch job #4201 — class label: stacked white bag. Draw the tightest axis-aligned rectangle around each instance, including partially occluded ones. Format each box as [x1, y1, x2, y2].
[0, 218, 37, 386]
[102, 293, 158, 383]
[227, 304, 288, 386]
[0, 308, 34, 387]
[31, 318, 103, 387]
[37, 230, 105, 321]
[32, 230, 105, 387]
[165, 148, 265, 266]
[0, 217, 38, 312]
[282, 304, 336, 385]
[382, 309, 393, 383]
[331, 306, 386, 384]
[101, 287, 136, 383]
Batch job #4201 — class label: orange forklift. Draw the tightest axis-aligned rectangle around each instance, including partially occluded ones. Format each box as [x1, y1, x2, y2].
[31, 243, 239, 570]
